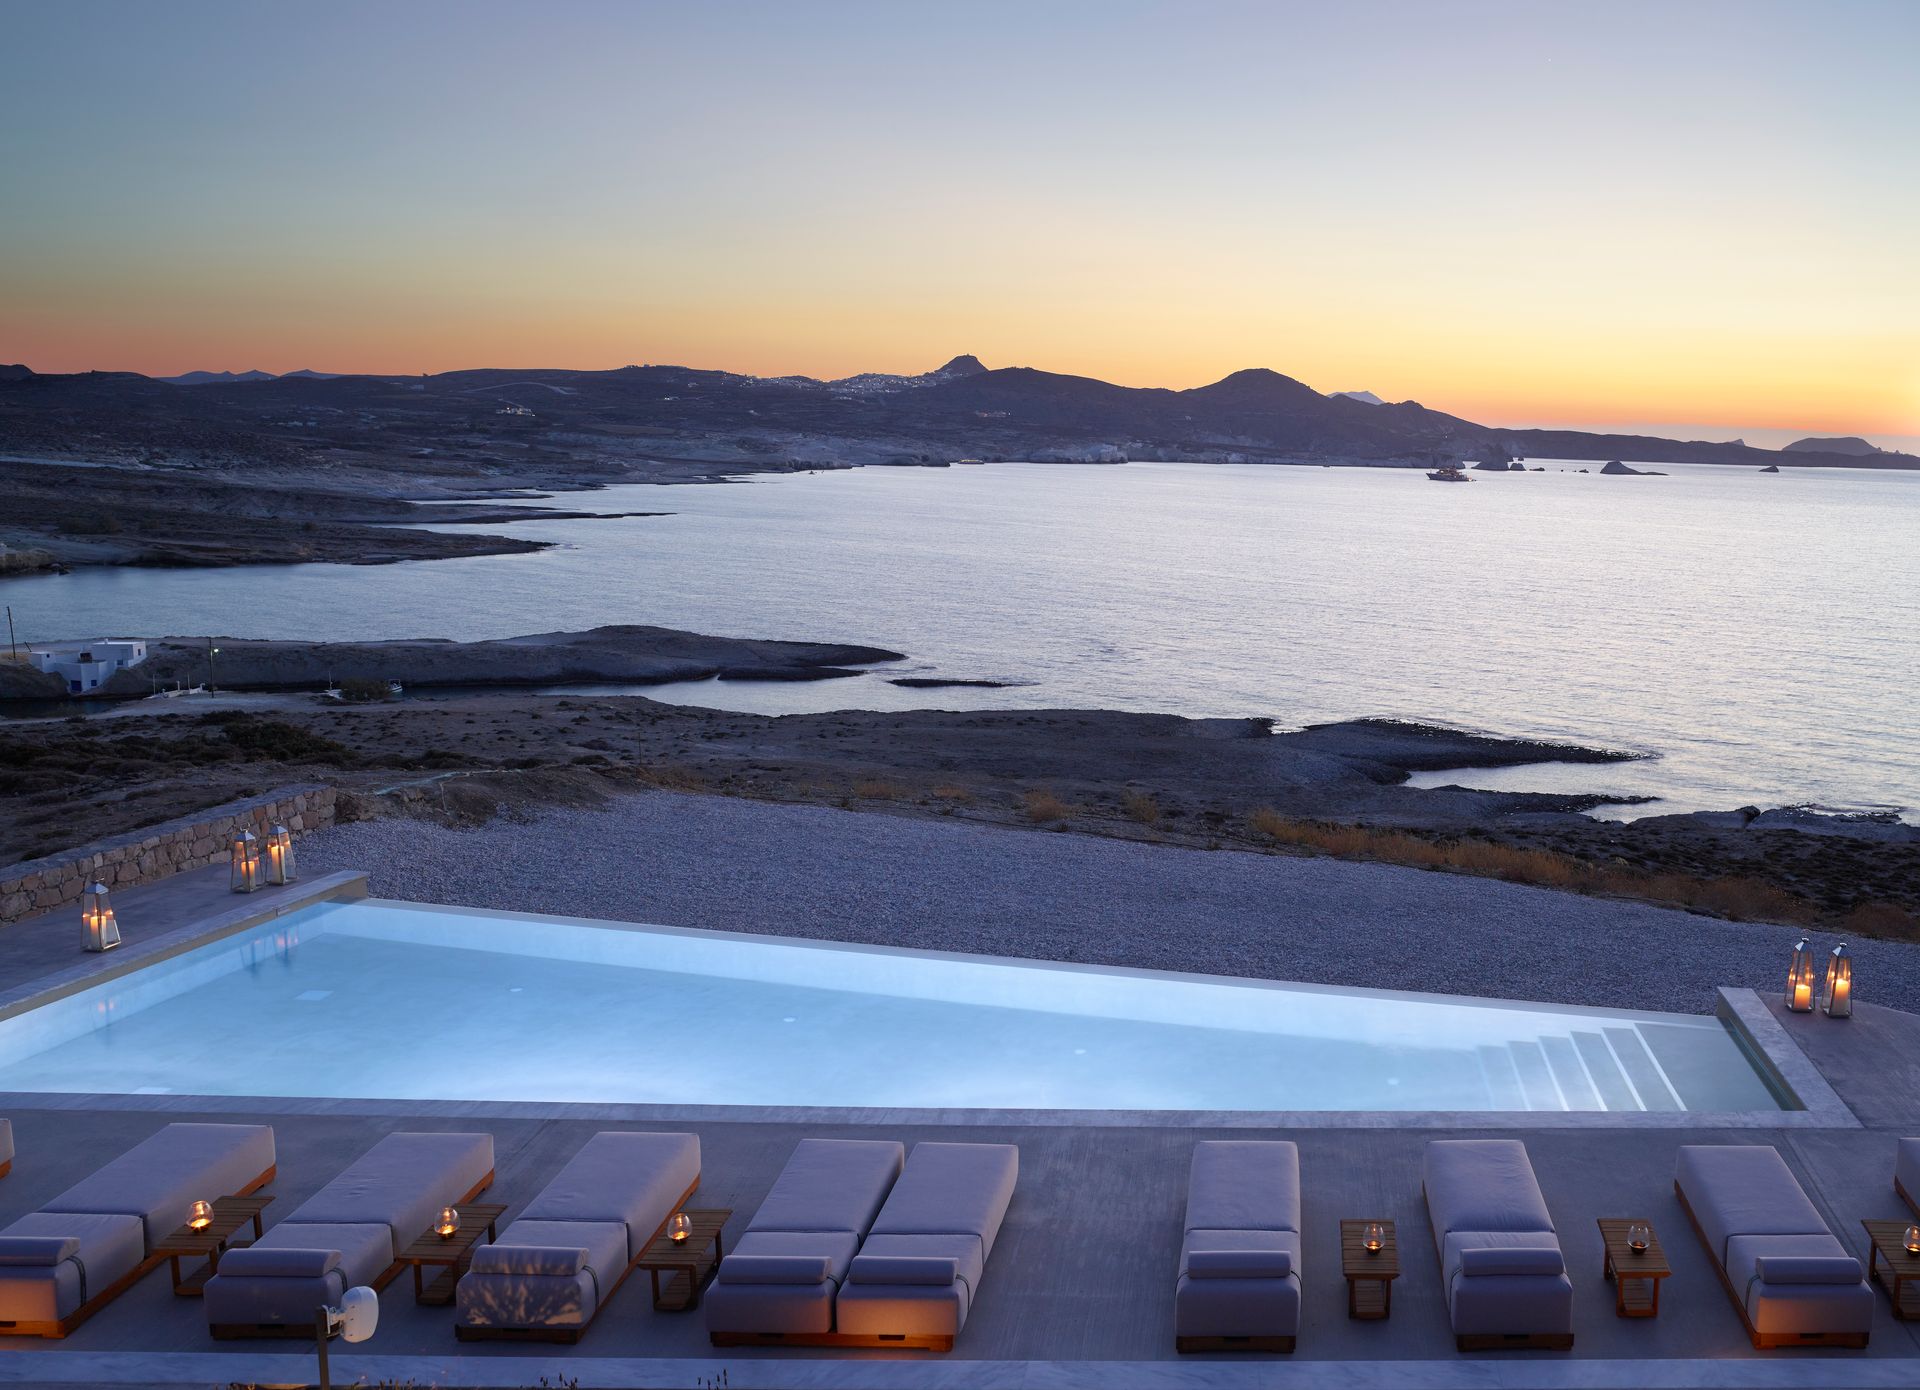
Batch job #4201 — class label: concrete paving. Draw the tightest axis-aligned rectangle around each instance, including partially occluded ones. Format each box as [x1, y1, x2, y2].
[1, 1103, 1919, 1371]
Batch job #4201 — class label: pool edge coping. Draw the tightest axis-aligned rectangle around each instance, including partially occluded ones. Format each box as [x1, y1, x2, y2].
[0, 871, 368, 1024]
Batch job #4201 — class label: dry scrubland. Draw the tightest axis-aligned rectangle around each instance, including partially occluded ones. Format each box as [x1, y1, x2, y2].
[2, 692, 1914, 945]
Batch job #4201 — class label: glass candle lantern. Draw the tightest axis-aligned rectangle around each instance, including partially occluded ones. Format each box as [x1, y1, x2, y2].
[187, 1199, 214, 1231]
[1362, 1221, 1384, 1254]
[436, 1206, 460, 1239]
[1905, 1226, 1920, 1255]
[264, 824, 298, 885]
[1785, 938, 1816, 1013]
[230, 830, 262, 893]
[669, 1211, 693, 1244]
[81, 881, 121, 953]
[1627, 1222, 1651, 1253]
[1822, 943, 1852, 1019]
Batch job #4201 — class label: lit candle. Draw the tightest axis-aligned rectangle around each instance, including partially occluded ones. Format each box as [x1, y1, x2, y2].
[187, 1199, 214, 1231]
[1905, 1225, 1920, 1255]
[1793, 981, 1812, 1011]
[1363, 1221, 1384, 1254]
[436, 1206, 460, 1239]
[669, 1212, 693, 1244]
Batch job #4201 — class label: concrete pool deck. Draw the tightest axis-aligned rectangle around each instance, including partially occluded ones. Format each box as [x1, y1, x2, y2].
[1, 870, 1918, 1386]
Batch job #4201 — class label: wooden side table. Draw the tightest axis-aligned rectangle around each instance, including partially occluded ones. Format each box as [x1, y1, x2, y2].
[1862, 1220, 1920, 1320]
[636, 1208, 732, 1312]
[396, 1203, 508, 1305]
[1597, 1218, 1671, 1317]
[1340, 1218, 1399, 1320]
[153, 1195, 272, 1296]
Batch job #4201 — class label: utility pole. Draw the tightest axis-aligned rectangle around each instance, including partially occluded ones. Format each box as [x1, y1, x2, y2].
[207, 640, 220, 696]
[5, 605, 16, 664]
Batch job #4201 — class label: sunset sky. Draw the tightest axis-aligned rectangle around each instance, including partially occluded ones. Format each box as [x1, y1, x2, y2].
[3, 0, 1916, 445]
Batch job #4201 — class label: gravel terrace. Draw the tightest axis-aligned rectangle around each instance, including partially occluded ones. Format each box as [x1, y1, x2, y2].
[305, 789, 1920, 1016]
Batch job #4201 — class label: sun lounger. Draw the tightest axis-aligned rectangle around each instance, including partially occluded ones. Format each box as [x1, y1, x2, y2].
[707, 1138, 904, 1346]
[0, 1119, 12, 1180]
[0, 1122, 275, 1337]
[206, 1131, 493, 1338]
[1896, 1139, 1920, 1218]
[835, 1141, 1019, 1350]
[1676, 1144, 1872, 1348]
[1174, 1140, 1300, 1352]
[1423, 1139, 1573, 1350]
[455, 1131, 700, 1342]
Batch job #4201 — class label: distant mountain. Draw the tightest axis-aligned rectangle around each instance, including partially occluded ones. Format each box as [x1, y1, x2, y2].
[1783, 436, 1881, 456]
[7, 353, 1918, 473]
[160, 369, 277, 386]
[0, 364, 32, 382]
[281, 368, 341, 380]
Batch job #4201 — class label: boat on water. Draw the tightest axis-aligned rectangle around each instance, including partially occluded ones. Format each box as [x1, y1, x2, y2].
[1426, 465, 1473, 482]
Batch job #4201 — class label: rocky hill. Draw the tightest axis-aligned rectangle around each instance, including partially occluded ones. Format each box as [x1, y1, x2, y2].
[1783, 435, 1890, 457]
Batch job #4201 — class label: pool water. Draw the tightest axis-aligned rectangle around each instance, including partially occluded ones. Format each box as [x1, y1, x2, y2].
[0, 899, 1786, 1112]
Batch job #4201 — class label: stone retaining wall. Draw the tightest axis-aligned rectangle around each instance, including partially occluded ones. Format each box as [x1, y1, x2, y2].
[0, 784, 336, 924]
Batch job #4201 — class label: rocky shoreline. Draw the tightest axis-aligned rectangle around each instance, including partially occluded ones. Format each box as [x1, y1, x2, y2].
[84, 626, 903, 696]
[1, 631, 1912, 937]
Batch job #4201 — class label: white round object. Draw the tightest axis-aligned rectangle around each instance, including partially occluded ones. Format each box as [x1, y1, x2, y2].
[337, 1285, 379, 1343]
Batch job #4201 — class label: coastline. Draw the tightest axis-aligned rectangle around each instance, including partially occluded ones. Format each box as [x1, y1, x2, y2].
[2, 629, 1912, 941]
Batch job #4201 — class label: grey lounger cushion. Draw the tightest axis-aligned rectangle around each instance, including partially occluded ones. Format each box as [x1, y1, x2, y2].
[0, 1212, 144, 1325]
[1897, 1138, 1920, 1208]
[1424, 1140, 1571, 1338]
[204, 1130, 492, 1329]
[706, 1138, 905, 1337]
[457, 1130, 699, 1333]
[1176, 1140, 1302, 1341]
[835, 1142, 1019, 1341]
[0, 1122, 273, 1328]
[1676, 1145, 1872, 1339]
[41, 1122, 276, 1246]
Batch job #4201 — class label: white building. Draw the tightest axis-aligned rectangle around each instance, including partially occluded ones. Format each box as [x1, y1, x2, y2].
[28, 639, 149, 694]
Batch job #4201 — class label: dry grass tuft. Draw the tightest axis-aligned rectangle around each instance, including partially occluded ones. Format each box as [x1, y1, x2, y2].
[930, 784, 974, 804]
[1121, 790, 1162, 826]
[852, 778, 909, 799]
[1023, 789, 1074, 824]
[1840, 900, 1920, 940]
[1242, 806, 1868, 932]
[630, 763, 705, 792]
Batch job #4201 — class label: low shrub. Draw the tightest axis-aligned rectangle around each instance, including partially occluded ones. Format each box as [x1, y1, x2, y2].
[1121, 790, 1162, 826]
[1023, 789, 1074, 823]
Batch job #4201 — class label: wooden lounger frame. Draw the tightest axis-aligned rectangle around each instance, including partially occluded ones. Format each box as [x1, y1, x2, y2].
[455, 1173, 699, 1344]
[1174, 1333, 1296, 1353]
[210, 1168, 494, 1340]
[0, 1158, 11, 1181]
[711, 1329, 955, 1352]
[1420, 1181, 1575, 1352]
[1, 1163, 276, 1340]
[1674, 1180, 1869, 1350]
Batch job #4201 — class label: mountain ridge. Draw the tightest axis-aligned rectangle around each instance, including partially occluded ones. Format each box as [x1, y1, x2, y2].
[2, 355, 1913, 471]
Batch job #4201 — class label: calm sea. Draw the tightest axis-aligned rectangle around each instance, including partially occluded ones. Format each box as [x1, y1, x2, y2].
[9, 460, 1917, 819]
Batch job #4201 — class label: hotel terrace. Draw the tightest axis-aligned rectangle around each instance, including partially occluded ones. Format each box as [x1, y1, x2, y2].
[2, 816, 1919, 1390]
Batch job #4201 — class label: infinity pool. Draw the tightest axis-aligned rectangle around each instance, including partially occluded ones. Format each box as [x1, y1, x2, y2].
[0, 898, 1786, 1112]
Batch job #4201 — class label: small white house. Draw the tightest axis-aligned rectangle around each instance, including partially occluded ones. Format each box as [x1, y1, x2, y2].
[28, 639, 149, 694]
